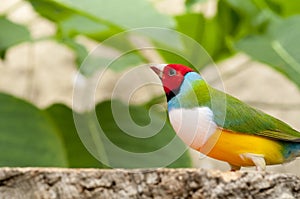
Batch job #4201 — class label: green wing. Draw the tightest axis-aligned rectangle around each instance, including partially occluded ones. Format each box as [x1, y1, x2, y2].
[178, 78, 300, 141]
[209, 86, 300, 142]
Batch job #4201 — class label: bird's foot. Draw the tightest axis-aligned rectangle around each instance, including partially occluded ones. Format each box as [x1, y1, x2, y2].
[240, 153, 266, 171]
[229, 164, 241, 171]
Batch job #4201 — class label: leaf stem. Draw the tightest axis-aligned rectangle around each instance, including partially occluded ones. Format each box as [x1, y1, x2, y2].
[86, 112, 111, 167]
[251, 0, 280, 22]
[271, 40, 300, 75]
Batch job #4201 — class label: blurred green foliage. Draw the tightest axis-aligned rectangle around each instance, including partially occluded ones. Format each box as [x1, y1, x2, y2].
[0, 16, 31, 58]
[0, 0, 299, 168]
[0, 93, 191, 168]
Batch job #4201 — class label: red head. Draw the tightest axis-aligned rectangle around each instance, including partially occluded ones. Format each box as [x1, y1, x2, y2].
[150, 64, 194, 100]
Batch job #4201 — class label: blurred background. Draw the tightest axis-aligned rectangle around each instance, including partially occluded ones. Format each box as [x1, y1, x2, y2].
[1, 0, 300, 173]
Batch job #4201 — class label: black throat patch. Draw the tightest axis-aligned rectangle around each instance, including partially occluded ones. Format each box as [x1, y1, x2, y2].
[166, 87, 180, 102]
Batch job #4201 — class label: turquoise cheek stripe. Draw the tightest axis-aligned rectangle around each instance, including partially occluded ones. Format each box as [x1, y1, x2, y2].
[168, 72, 203, 111]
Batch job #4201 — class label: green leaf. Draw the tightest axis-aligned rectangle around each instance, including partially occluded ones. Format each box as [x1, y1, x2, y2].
[79, 49, 145, 76]
[109, 53, 145, 71]
[159, 13, 209, 67]
[200, 17, 232, 61]
[220, 0, 278, 39]
[0, 92, 191, 168]
[236, 16, 300, 88]
[52, 0, 175, 29]
[0, 16, 31, 58]
[0, 93, 67, 167]
[185, 0, 207, 11]
[27, 0, 114, 70]
[73, 100, 192, 168]
[216, 0, 240, 37]
[28, 0, 177, 75]
[27, 0, 74, 21]
[27, 0, 115, 39]
[28, 0, 175, 29]
[28, 0, 130, 72]
[0, 87, 192, 168]
[28, 0, 172, 74]
[45, 104, 103, 168]
[266, 0, 300, 17]
[160, 13, 231, 69]
[224, 0, 260, 16]
[57, 15, 109, 39]
[62, 38, 89, 67]
[176, 13, 205, 44]
[78, 30, 147, 75]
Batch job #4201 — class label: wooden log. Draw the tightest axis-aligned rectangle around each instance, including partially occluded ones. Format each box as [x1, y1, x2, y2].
[0, 168, 299, 198]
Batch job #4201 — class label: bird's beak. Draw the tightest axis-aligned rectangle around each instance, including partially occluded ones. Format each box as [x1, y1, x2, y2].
[150, 64, 167, 80]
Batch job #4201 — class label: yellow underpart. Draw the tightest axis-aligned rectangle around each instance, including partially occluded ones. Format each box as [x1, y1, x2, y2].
[197, 128, 285, 167]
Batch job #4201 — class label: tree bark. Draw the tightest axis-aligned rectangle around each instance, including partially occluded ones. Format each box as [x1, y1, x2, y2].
[0, 167, 299, 199]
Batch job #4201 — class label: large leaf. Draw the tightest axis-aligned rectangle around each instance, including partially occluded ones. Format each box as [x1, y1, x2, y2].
[27, 0, 115, 40]
[73, 100, 192, 168]
[79, 33, 146, 76]
[216, 0, 240, 38]
[57, 15, 113, 40]
[158, 13, 208, 68]
[220, 0, 278, 39]
[27, 0, 74, 22]
[45, 104, 103, 168]
[0, 16, 31, 58]
[61, 38, 89, 68]
[176, 13, 205, 45]
[236, 16, 300, 88]
[0, 93, 67, 167]
[79, 49, 146, 76]
[27, 0, 172, 74]
[27, 0, 120, 70]
[157, 12, 231, 70]
[266, 0, 300, 17]
[0, 92, 191, 168]
[28, 0, 174, 30]
[52, 0, 177, 71]
[52, 0, 175, 29]
[185, 0, 207, 11]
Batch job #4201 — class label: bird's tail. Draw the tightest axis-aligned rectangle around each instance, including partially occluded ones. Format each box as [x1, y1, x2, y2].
[283, 142, 300, 161]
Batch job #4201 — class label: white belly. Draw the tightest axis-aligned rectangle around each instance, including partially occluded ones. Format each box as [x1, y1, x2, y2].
[168, 107, 217, 150]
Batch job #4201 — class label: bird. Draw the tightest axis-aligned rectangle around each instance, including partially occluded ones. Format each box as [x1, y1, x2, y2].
[150, 63, 300, 171]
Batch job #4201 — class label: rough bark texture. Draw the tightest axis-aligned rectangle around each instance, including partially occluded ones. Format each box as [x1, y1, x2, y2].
[0, 168, 299, 199]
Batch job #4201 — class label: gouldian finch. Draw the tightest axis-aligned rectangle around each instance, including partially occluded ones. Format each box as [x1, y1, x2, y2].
[150, 63, 300, 171]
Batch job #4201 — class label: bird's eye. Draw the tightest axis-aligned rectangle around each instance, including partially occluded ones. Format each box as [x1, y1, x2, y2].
[168, 69, 177, 76]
